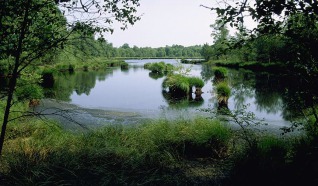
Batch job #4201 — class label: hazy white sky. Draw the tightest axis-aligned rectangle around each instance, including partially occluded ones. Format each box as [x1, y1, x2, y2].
[104, 0, 216, 48]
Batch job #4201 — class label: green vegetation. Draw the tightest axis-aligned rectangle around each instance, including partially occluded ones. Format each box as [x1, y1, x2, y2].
[1, 117, 232, 185]
[144, 62, 174, 74]
[216, 82, 231, 98]
[216, 82, 231, 106]
[0, 0, 141, 156]
[1, 0, 318, 185]
[162, 74, 204, 98]
[202, 2, 318, 77]
[0, 116, 318, 185]
[188, 76, 204, 88]
[115, 44, 202, 58]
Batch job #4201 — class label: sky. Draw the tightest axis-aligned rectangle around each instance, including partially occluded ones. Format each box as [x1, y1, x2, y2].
[104, 0, 216, 48]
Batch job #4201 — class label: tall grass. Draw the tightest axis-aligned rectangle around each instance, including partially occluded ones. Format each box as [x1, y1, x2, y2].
[1, 117, 233, 185]
[1, 115, 318, 185]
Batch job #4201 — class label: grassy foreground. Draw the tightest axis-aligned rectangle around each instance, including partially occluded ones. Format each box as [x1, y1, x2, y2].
[1, 117, 318, 185]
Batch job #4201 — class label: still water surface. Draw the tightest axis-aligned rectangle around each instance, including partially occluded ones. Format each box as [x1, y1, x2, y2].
[43, 59, 297, 128]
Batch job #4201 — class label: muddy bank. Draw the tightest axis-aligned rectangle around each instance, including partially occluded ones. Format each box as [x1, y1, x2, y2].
[34, 99, 152, 131]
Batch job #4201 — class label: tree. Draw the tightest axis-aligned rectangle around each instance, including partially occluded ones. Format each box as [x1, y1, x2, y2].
[201, 43, 213, 61]
[0, 0, 140, 156]
[210, 20, 230, 60]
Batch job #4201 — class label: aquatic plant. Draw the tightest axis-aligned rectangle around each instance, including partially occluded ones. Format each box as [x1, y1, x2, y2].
[216, 82, 231, 106]
[188, 76, 204, 88]
[162, 74, 204, 98]
[163, 74, 190, 97]
[144, 62, 174, 74]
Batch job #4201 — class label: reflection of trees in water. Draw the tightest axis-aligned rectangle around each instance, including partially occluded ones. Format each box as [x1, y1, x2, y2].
[227, 68, 318, 121]
[253, 73, 285, 114]
[149, 72, 164, 80]
[43, 70, 113, 101]
[227, 69, 255, 110]
[232, 86, 255, 110]
[162, 90, 204, 109]
[280, 75, 318, 121]
[200, 63, 214, 81]
[225, 69, 293, 120]
[255, 92, 283, 114]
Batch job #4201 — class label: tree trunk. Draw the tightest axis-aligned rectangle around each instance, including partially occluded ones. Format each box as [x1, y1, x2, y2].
[0, 0, 31, 156]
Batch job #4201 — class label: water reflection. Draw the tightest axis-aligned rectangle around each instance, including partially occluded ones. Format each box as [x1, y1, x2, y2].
[162, 90, 204, 109]
[149, 72, 164, 80]
[41, 59, 317, 126]
[44, 70, 113, 101]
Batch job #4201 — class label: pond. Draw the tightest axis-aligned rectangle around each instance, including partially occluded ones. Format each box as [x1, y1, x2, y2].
[39, 59, 304, 130]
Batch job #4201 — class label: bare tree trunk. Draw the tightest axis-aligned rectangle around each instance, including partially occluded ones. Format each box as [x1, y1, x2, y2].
[0, 0, 31, 156]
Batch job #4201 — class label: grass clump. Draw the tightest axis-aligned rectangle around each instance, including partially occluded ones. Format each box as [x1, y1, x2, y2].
[216, 82, 231, 98]
[162, 74, 204, 98]
[188, 76, 204, 88]
[163, 74, 190, 96]
[144, 62, 174, 74]
[216, 82, 231, 106]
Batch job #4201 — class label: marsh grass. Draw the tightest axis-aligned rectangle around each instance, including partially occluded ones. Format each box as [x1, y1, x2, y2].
[216, 82, 231, 98]
[188, 76, 204, 88]
[162, 74, 204, 98]
[216, 82, 231, 106]
[1, 117, 233, 185]
[144, 62, 174, 75]
[1, 116, 318, 185]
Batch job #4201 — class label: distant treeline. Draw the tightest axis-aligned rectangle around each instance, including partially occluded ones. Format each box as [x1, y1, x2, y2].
[63, 36, 203, 60]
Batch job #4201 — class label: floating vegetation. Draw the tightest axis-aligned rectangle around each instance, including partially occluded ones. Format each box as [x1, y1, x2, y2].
[144, 62, 174, 74]
[216, 82, 231, 107]
[162, 74, 204, 99]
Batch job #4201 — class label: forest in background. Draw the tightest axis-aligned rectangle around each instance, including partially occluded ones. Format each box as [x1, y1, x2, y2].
[64, 36, 203, 59]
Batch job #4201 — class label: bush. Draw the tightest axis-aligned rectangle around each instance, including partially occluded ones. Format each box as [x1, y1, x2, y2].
[15, 83, 43, 101]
